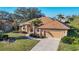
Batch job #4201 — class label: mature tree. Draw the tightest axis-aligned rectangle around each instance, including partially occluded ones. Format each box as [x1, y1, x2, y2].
[27, 8, 44, 19]
[0, 7, 45, 32]
[69, 17, 74, 21]
[0, 11, 10, 20]
[57, 14, 68, 23]
[66, 16, 74, 21]
[57, 14, 64, 20]
[0, 11, 19, 32]
[15, 7, 45, 21]
[0, 11, 16, 21]
[2, 23, 13, 32]
[15, 7, 28, 20]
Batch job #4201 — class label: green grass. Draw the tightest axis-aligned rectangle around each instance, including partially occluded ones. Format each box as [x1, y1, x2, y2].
[58, 41, 79, 51]
[58, 16, 79, 51]
[0, 39, 39, 51]
[0, 32, 39, 51]
[5, 32, 25, 37]
[69, 16, 79, 29]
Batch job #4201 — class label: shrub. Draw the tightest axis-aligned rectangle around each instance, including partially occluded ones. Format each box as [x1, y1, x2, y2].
[73, 38, 79, 44]
[0, 31, 4, 41]
[29, 33, 40, 38]
[65, 21, 70, 24]
[0, 34, 3, 38]
[0, 35, 8, 41]
[62, 36, 75, 44]
[0, 35, 3, 41]
[29, 33, 46, 38]
[2, 35, 8, 39]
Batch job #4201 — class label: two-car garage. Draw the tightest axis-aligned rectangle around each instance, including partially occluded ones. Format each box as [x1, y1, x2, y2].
[46, 29, 68, 38]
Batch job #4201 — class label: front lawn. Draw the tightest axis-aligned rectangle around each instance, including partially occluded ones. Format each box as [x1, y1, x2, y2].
[0, 39, 39, 51]
[0, 32, 39, 51]
[58, 36, 79, 51]
[58, 41, 79, 51]
[5, 32, 26, 37]
[69, 16, 79, 29]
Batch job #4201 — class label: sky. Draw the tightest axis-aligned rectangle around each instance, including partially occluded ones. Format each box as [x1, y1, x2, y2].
[0, 7, 79, 17]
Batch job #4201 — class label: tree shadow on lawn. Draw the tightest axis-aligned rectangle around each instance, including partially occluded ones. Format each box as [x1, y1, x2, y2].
[11, 32, 31, 39]
[0, 36, 33, 43]
[13, 31, 28, 34]
[14, 36, 33, 40]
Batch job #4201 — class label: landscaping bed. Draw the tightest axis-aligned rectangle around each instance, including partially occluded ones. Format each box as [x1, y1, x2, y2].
[29, 33, 46, 38]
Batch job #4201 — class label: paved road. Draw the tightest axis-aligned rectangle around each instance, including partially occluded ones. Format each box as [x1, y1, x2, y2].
[31, 37, 61, 51]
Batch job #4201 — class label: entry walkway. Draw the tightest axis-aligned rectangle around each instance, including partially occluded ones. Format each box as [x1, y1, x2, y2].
[31, 37, 61, 51]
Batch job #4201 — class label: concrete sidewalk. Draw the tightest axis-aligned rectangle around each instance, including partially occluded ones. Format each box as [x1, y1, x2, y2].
[31, 38, 61, 51]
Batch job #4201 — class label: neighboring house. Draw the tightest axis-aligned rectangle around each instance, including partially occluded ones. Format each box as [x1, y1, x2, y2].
[19, 17, 70, 38]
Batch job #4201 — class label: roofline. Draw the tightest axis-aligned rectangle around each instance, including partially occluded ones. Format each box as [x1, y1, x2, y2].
[38, 28, 70, 30]
[19, 23, 30, 26]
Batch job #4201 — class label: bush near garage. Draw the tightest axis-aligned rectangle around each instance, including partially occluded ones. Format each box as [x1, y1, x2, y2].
[62, 36, 75, 44]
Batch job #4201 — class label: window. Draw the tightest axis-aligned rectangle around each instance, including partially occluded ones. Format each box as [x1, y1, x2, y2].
[23, 27, 25, 30]
[37, 29, 39, 32]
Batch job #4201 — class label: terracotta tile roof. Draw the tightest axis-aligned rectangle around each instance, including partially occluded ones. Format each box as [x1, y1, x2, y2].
[19, 17, 52, 26]
[19, 19, 35, 26]
[39, 17, 53, 25]
[38, 17, 70, 30]
[19, 22, 30, 26]
[19, 17, 69, 29]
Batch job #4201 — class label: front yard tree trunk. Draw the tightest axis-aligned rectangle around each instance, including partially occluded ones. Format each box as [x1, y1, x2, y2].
[40, 29, 42, 38]
[33, 26, 36, 35]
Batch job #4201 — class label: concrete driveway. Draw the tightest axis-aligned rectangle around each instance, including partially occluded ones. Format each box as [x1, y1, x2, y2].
[31, 35, 61, 51]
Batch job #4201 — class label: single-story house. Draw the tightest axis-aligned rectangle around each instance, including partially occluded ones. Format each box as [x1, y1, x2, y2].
[19, 17, 70, 38]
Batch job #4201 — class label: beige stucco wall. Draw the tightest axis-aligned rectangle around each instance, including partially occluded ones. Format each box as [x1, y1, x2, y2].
[45, 29, 68, 38]
[19, 24, 68, 38]
[19, 25, 27, 32]
[19, 24, 32, 33]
